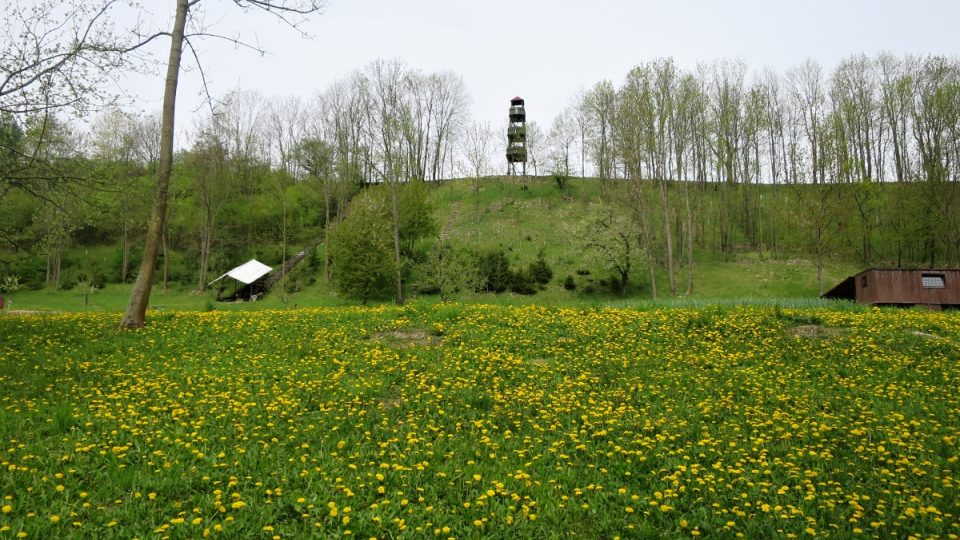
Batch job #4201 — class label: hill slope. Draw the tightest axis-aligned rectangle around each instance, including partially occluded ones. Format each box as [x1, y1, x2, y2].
[3, 176, 867, 311]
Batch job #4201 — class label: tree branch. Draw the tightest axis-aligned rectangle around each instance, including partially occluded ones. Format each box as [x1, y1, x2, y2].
[182, 35, 221, 114]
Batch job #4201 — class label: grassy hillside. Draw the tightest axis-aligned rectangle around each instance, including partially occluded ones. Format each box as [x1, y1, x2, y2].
[429, 177, 858, 300]
[2, 177, 864, 312]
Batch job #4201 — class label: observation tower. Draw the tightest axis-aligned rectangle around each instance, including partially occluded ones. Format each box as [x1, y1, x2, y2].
[506, 96, 527, 176]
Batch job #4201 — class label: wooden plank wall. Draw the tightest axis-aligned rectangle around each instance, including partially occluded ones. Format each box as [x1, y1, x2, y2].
[856, 270, 960, 306]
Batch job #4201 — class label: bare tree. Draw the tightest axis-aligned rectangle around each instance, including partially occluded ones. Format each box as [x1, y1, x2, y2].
[911, 56, 960, 265]
[293, 134, 337, 280]
[582, 80, 616, 192]
[265, 95, 307, 276]
[704, 59, 747, 253]
[89, 109, 151, 282]
[673, 73, 705, 294]
[571, 90, 592, 178]
[426, 72, 469, 181]
[546, 107, 578, 185]
[878, 53, 913, 183]
[185, 124, 232, 292]
[523, 121, 545, 177]
[789, 59, 828, 185]
[0, 1, 138, 116]
[460, 121, 495, 210]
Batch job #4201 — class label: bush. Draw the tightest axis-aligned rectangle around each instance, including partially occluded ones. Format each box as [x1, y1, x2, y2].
[509, 269, 537, 295]
[563, 275, 576, 291]
[551, 172, 570, 191]
[477, 249, 512, 293]
[528, 251, 553, 285]
[415, 241, 482, 302]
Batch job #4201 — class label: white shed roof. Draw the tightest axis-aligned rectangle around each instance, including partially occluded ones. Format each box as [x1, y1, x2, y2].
[209, 259, 272, 285]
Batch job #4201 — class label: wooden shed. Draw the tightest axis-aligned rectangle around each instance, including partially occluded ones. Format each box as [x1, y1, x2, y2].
[822, 269, 960, 309]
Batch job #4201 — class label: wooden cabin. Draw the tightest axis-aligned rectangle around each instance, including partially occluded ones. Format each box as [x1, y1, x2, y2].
[822, 269, 960, 309]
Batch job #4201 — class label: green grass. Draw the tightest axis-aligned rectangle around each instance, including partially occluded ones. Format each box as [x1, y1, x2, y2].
[1, 304, 958, 538]
[2, 251, 860, 314]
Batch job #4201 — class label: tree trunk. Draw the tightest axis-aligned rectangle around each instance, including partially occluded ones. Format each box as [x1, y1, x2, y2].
[280, 202, 287, 280]
[816, 226, 825, 296]
[121, 223, 129, 282]
[658, 178, 676, 295]
[162, 231, 169, 291]
[684, 179, 693, 295]
[197, 227, 210, 292]
[323, 192, 331, 282]
[52, 249, 62, 291]
[120, 0, 189, 329]
[817, 251, 824, 296]
[648, 261, 657, 301]
[390, 181, 404, 305]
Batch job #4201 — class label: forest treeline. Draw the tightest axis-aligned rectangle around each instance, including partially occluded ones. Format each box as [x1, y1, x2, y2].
[0, 53, 958, 300]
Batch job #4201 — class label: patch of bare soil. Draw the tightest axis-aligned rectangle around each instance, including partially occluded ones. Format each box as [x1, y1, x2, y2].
[790, 325, 849, 339]
[907, 330, 958, 346]
[372, 329, 440, 348]
[379, 394, 403, 410]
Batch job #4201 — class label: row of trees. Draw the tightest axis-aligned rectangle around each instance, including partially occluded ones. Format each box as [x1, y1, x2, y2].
[550, 54, 960, 294]
[2, 46, 958, 305]
[0, 58, 473, 298]
[1, 0, 329, 326]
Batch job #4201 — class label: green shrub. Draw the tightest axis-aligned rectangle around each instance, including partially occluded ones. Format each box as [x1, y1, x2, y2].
[508, 269, 537, 295]
[528, 250, 553, 285]
[477, 249, 511, 293]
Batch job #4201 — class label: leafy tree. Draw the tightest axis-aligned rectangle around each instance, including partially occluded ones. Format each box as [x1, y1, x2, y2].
[328, 183, 435, 302]
[74, 279, 98, 308]
[328, 192, 395, 303]
[416, 240, 482, 302]
[578, 205, 639, 297]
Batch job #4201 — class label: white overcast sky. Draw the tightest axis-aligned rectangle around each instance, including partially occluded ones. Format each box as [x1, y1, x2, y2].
[117, 0, 959, 144]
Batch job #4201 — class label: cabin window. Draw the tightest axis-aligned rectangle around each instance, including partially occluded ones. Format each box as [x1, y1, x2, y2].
[921, 273, 945, 289]
[861, 275, 868, 288]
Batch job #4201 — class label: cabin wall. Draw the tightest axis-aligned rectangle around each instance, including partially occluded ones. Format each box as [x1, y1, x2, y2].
[856, 270, 960, 306]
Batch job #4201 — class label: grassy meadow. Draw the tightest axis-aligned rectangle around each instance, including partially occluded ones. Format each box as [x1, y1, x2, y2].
[1, 304, 959, 538]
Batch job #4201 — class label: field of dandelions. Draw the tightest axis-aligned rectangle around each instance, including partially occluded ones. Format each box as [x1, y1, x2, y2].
[1, 304, 958, 539]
